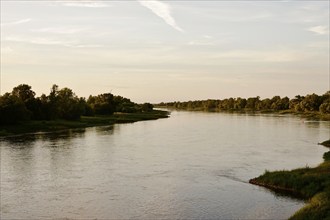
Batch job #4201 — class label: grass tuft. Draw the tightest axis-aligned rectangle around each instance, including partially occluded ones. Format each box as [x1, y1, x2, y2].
[250, 139, 330, 219]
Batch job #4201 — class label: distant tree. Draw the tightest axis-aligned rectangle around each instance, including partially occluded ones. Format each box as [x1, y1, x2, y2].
[11, 84, 41, 119]
[141, 103, 153, 112]
[246, 96, 260, 110]
[319, 91, 330, 114]
[204, 99, 217, 111]
[258, 98, 272, 110]
[319, 101, 330, 114]
[113, 96, 138, 113]
[270, 96, 281, 110]
[270, 96, 289, 110]
[280, 97, 290, 110]
[0, 93, 31, 124]
[47, 84, 60, 119]
[57, 87, 84, 120]
[187, 101, 193, 110]
[12, 84, 36, 102]
[299, 93, 322, 112]
[219, 98, 234, 110]
[88, 93, 115, 115]
[234, 98, 247, 110]
[82, 97, 94, 116]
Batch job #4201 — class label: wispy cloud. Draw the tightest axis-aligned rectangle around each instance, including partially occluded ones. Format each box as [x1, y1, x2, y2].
[203, 35, 213, 39]
[211, 50, 302, 62]
[5, 36, 102, 48]
[1, 46, 14, 54]
[32, 27, 88, 34]
[307, 41, 329, 48]
[58, 0, 110, 8]
[187, 35, 217, 46]
[187, 40, 215, 46]
[74, 44, 102, 48]
[307, 25, 329, 35]
[138, 0, 184, 32]
[5, 36, 75, 47]
[1, 18, 32, 26]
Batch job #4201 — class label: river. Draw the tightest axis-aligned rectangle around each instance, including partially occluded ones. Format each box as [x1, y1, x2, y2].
[1, 110, 329, 219]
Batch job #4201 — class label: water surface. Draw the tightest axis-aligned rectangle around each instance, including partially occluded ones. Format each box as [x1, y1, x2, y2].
[1, 111, 329, 219]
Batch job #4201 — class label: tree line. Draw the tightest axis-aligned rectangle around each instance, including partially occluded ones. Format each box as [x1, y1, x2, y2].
[158, 91, 330, 114]
[0, 84, 154, 125]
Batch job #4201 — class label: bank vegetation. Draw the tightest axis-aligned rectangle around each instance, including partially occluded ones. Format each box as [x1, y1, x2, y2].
[0, 84, 168, 136]
[250, 140, 330, 219]
[157, 91, 330, 120]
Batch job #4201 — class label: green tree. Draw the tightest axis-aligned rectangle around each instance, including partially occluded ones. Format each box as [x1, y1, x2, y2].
[11, 84, 41, 119]
[88, 93, 115, 115]
[299, 94, 322, 112]
[319, 91, 330, 114]
[57, 87, 84, 120]
[204, 99, 217, 111]
[258, 98, 272, 110]
[234, 98, 247, 110]
[47, 84, 60, 119]
[246, 96, 260, 110]
[12, 84, 36, 102]
[113, 96, 138, 113]
[141, 103, 153, 112]
[289, 95, 304, 111]
[319, 101, 330, 114]
[0, 93, 31, 124]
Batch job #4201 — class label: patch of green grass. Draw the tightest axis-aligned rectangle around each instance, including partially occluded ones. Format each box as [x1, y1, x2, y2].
[251, 164, 329, 198]
[250, 139, 330, 219]
[290, 192, 330, 220]
[0, 110, 169, 137]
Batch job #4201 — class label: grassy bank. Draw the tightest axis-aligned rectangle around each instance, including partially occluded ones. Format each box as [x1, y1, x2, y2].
[249, 140, 330, 219]
[0, 110, 169, 137]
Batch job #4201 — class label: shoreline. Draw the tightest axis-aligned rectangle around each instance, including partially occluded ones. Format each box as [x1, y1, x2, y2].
[249, 140, 330, 219]
[0, 110, 169, 138]
[249, 178, 304, 198]
[156, 107, 330, 121]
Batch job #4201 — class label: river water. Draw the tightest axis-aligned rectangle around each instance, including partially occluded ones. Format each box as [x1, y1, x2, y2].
[1, 111, 329, 219]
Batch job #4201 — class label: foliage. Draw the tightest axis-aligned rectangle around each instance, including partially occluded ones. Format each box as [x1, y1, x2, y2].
[141, 103, 154, 112]
[158, 91, 330, 115]
[0, 84, 155, 125]
[57, 88, 85, 120]
[88, 93, 115, 115]
[0, 93, 31, 124]
[290, 192, 330, 220]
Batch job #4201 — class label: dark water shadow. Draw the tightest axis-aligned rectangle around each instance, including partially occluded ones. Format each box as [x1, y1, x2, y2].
[0, 128, 87, 148]
[94, 125, 115, 135]
[260, 186, 306, 202]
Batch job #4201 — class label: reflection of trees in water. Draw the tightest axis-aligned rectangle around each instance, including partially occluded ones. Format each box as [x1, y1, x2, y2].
[1, 128, 87, 147]
[94, 125, 115, 135]
[41, 129, 86, 142]
[303, 121, 330, 129]
[259, 185, 305, 201]
[1, 126, 117, 148]
[1, 135, 37, 148]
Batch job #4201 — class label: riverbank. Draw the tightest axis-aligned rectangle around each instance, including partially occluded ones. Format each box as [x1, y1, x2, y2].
[249, 140, 330, 219]
[157, 106, 330, 121]
[0, 110, 169, 137]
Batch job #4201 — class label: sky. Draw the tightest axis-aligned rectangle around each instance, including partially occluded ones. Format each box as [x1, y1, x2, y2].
[1, 0, 329, 103]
